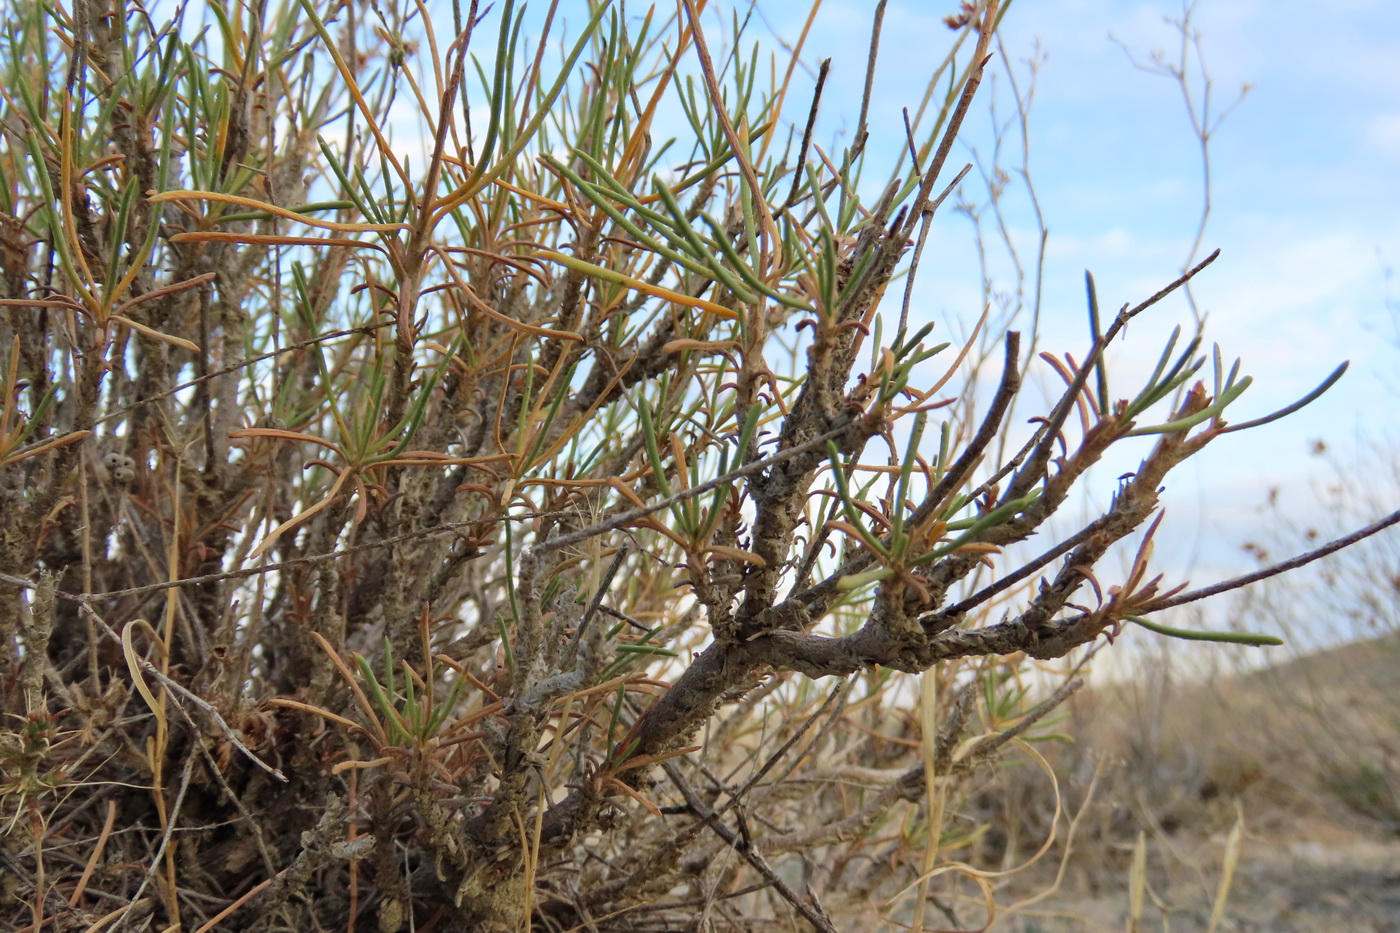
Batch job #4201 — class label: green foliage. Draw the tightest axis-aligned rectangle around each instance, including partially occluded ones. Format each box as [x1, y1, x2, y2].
[1322, 761, 1400, 828]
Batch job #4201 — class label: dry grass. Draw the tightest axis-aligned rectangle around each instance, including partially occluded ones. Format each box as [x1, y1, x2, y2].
[964, 631, 1400, 931]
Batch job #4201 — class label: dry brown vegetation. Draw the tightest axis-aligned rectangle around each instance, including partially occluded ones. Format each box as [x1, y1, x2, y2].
[1, 0, 1395, 930]
[962, 630, 1400, 932]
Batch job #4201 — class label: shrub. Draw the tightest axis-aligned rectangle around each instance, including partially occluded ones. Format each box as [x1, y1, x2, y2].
[0, 0, 1375, 929]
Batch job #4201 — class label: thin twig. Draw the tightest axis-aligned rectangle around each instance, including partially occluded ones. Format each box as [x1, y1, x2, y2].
[714, 678, 850, 819]
[92, 322, 394, 428]
[565, 545, 630, 665]
[662, 760, 839, 933]
[898, 162, 973, 334]
[935, 509, 1124, 620]
[1139, 509, 1400, 614]
[537, 420, 864, 555]
[852, 0, 888, 161]
[782, 58, 829, 210]
[140, 659, 288, 782]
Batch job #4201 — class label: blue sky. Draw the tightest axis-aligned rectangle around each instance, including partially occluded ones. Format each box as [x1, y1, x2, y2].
[739, 0, 1400, 589]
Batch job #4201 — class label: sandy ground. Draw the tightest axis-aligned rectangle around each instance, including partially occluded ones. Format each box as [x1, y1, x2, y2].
[997, 817, 1400, 932]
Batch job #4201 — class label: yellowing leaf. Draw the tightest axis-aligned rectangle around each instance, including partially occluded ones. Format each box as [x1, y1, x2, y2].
[706, 545, 766, 567]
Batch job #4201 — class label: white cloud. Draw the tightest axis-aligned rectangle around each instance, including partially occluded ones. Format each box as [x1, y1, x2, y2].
[1366, 114, 1400, 159]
